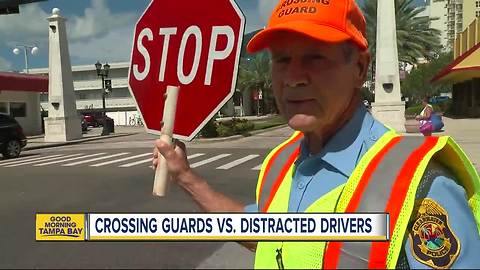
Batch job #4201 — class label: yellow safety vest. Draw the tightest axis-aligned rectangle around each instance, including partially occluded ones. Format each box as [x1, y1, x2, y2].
[254, 130, 480, 269]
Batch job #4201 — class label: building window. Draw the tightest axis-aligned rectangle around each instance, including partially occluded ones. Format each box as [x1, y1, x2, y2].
[109, 88, 131, 98]
[0, 102, 8, 114]
[477, 10, 480, 17]
[477, 1, 480, 8]
[9, 102, 26, 117]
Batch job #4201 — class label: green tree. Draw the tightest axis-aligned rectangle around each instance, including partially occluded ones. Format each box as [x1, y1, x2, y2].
[362, 0, 443, 89]
[238, 52, 277, 114]
[401, 51, 453, 103]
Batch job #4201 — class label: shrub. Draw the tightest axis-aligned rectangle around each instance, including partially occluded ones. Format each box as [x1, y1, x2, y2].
[215, 118, 255, 137]
[200, 119, 218, 138]
[233, 120, 254, 134]
[216, 124, 234, 137]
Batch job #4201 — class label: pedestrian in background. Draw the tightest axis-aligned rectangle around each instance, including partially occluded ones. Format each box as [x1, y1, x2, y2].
[416, 96, 434, 136]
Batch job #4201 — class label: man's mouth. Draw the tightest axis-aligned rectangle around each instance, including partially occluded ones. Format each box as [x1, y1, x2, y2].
[287, 99, 316, 105]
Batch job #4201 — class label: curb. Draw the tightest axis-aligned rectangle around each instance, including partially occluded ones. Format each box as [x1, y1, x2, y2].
[193, 124, 288, 143]
[23, 133, 137, 151]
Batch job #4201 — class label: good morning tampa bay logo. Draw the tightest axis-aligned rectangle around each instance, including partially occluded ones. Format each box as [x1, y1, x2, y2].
[36, 214, 85, 241]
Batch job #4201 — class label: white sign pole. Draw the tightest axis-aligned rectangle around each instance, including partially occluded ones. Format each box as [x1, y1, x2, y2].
[153, 85, 179, 197]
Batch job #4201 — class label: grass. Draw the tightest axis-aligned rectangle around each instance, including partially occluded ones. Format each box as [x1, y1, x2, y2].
[251, 115, 287, 131]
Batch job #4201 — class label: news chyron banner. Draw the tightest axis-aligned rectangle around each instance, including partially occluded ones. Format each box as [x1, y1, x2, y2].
[36, 214, 86, 241]
[36, 213, 389, 241]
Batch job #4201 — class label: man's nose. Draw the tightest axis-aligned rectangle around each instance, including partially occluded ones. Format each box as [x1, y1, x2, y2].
[284, 59, 309, 88]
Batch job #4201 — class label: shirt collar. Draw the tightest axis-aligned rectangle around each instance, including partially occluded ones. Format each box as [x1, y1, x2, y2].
[298, 105, 374, 177]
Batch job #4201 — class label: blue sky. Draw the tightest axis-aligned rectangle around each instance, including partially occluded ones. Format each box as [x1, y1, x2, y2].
[0, 0, 426, 72]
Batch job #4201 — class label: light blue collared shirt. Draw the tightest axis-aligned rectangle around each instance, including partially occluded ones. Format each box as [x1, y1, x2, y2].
[246, 105, 480, 268]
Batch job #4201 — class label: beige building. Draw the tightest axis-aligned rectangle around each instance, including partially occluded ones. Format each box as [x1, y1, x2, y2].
[432, 17, 480, 117]
[419, 0, 480, 50]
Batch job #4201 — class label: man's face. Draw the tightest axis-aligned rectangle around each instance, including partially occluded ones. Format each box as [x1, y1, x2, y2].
[269, 32, 367, 133]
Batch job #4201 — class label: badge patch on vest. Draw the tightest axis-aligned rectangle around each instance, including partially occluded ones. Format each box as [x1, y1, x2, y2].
[409, 198, 460, 269]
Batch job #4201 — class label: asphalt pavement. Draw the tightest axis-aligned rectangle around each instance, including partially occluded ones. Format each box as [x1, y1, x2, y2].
[1, 117, 479, 268]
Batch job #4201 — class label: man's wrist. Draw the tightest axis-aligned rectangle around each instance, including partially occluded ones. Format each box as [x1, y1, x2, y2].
[177, 168, 198, 186]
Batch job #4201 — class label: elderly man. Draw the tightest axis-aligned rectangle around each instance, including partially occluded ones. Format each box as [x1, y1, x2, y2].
[153, 0, 480, 268]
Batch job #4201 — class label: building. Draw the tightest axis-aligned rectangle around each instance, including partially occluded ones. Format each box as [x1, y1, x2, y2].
[418, 0, 480, 50]
[29, 62, 257, 126]
[31, 62, 148, 126]
[0, 71, 47, 135]
[431, 17, 480, 117]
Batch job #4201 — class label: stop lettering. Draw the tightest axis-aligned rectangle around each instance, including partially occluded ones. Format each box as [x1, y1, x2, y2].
[133, 26, 235, 86]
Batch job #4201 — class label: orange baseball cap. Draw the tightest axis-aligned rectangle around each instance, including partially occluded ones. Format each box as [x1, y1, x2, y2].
[247, 0, 368, 53]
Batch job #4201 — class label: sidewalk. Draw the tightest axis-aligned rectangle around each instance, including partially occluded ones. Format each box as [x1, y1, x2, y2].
[24, 126, 142, 151]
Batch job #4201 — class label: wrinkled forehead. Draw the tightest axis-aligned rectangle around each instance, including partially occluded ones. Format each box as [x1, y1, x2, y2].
[267, 31, 346, 54]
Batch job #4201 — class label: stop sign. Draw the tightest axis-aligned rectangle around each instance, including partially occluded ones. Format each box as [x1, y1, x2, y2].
[128, 0, 245, 141]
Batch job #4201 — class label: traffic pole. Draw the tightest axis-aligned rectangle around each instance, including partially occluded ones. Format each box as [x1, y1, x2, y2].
[153, 85, 179, 197]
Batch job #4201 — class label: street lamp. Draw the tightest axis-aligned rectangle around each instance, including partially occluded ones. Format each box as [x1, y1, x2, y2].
[12, 44, 39, 73]
[94, 61, 111, 135]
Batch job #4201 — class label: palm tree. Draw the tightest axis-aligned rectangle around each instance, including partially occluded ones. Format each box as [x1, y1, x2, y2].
[238, 52, 276, 114]
[362, 0, 442, 90]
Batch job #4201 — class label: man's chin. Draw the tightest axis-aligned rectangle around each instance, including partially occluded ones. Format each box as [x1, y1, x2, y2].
[287, 115, 318, 132]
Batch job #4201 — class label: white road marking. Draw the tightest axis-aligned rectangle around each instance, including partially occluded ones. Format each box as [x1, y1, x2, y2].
[216, 154, 260, 170]
[251, 164, 263, 171]
[186, 153, 205, 160]
[190, 154, 231, 168]
[4, 154, 83, 167]
[119, 158, 152, 168]
[33, 153, 106, 166]
[0, 154, 64, 166]
[91, 153, 152, 167]
[62, 152, 130, 166]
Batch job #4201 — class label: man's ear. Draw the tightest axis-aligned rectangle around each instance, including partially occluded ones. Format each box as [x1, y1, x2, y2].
[354, 50, 371, 88]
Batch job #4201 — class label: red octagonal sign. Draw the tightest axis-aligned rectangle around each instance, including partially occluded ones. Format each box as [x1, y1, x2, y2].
[128, 0, 245, 141]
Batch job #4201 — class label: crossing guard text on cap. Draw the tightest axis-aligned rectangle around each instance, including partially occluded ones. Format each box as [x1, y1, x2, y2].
[247, 0, 368, 53]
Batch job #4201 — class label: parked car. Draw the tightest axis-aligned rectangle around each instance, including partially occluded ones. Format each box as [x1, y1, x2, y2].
[0, 114, 27, 159]
[82, 114, 97, 127]
[430, 96, 450, 104]
[82, 113, 108, 127]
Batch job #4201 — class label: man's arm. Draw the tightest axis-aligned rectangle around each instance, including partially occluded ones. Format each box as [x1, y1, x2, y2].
[153, 139, 257, 251]
[402, 162, 480, 269]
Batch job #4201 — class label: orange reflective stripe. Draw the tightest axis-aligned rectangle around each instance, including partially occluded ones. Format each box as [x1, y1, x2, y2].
[368, 136, 439, 268]
[258, 132, 303, 208]
[262, 146, 301, 212]
[322, 136, 403, 269]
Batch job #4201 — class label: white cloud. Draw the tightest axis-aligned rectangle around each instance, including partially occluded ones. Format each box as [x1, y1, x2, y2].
[0, 3, 49, 45]
[0, 56, 12, 71]
[69, 26, 134, 64]
[68, 0, 137, 40]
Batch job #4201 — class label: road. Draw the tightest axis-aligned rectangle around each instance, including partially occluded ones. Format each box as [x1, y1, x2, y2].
[0, 128, 295, 268]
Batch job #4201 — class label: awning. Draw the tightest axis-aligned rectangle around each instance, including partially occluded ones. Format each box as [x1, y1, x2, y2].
[431, 43, 480, 84]
[0, 71, 48, 92]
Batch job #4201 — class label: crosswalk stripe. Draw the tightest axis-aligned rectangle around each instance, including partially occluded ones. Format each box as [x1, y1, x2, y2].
[251, 164, 262, 170]
[147, 153, 205, 169]
[190, 154, 231, 168]
[4, 154, 82, 167]
[33, 153, 106, 167]
[119, 158, 152, 168]
[0, 154, 65, 166]
[62, 152, 130, 167]
[90, 153, 152, 167]
[216, 154, 260, 170]
[187, 153, 205, 160]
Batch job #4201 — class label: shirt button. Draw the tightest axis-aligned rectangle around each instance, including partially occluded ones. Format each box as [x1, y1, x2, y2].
[297, 181, 305, 189]
[370, 133, 378, 141]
